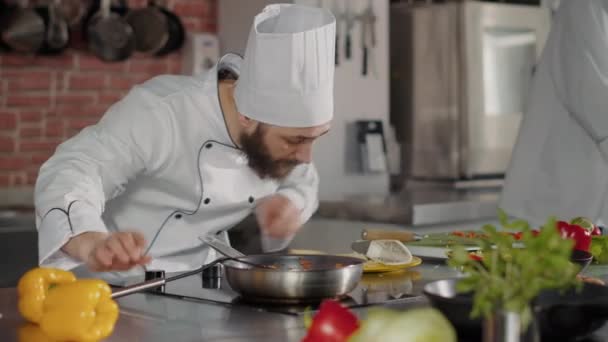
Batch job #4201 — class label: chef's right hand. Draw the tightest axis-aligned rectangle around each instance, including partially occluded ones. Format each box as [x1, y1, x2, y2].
[86, 231, 151, 272]
[63, 231, 151, 272]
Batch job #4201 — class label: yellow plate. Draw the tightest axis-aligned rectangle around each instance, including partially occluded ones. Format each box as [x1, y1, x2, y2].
[362, 256, 423, 273]
[288, 249, 423, 273]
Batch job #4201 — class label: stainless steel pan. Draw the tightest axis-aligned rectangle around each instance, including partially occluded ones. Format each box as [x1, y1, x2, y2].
[86, 0, 135, 62]
[223, 254, 364, 301]
[202, 235, 364, 301]
[1, 0, 46, 53]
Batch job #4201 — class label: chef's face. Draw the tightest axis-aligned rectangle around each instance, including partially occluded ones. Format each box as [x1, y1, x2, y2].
[240, 122, 330, 180]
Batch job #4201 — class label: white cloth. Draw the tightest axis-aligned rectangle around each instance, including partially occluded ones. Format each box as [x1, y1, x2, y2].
[34, 55, 320, 280]
[234, 3, 336, 128]
[500, 0, 608, 227]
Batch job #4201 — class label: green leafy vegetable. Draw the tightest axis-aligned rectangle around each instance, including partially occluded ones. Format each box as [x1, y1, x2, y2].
[591, 236, 608, 264]
[348, 308, 456, 342]
[448, 209, 581, 329]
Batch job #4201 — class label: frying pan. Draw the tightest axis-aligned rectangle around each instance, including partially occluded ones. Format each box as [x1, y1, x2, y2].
[1, 0, 46, 53]
[203, 235, 365, 302]
[57, 0, 90, 27]
[424, 278, 608, 341]
[38, 0, 70, 55]
[125, 0, 169, 54]
[125, 0, 184, 57]
[153, 2, 184, 57]
[111, 237, 365, 302]
[222, 254, 364, 301]
[86, 0, 135, 62]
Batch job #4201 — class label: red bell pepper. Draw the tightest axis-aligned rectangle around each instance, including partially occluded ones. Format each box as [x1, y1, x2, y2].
[557, 221, 591, 252]
[302, 300, 360, 342]
[592, 225, 602, 236]
[469, 253, 484, 262]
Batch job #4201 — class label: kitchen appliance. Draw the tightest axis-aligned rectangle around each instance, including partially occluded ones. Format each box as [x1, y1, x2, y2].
[181, 33, 219, 76]
[357, 120, 388, 174]
[390, 1, 551, 184]
[113, 263, 426, 315]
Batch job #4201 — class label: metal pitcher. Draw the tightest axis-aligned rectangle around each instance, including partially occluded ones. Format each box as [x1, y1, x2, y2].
[483, 310, 540, 342]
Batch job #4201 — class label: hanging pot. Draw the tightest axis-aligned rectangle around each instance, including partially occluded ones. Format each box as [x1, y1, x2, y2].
[125, 0, 169, 55]
[1, 0, 46, 54]
[57, 0, 91, 28]
[125, 0, 184, 57]
[154, 1, 185, 56]
[86, 0, 135, 62]
[38, 0, 70, 55]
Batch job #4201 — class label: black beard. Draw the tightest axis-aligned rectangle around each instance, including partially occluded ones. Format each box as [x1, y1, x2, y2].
[240, 126, 300, 180]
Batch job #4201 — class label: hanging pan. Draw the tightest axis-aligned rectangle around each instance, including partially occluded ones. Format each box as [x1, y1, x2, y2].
[125, 0, 184, 57]
[1, 0, 46, 54]
[86, 0, 135, 62]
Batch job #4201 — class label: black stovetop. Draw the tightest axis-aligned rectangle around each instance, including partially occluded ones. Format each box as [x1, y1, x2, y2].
[143, 267, 426, 316]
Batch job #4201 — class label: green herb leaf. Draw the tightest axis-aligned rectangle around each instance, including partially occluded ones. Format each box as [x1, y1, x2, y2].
[449, 208, 580, 330]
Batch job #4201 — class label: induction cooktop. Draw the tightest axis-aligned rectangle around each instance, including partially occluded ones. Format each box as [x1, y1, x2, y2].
[118, 266, 427, 316]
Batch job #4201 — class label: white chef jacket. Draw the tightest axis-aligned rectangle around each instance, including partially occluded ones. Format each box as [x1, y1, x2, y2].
[34, 55, 320, 279]
[500, 0, 608, 227]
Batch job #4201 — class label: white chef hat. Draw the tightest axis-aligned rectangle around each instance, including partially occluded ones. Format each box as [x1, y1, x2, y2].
[234, 4, 336, 128]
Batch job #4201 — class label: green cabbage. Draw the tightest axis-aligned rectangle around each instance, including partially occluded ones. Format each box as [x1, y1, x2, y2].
[348, 307, 456, 342]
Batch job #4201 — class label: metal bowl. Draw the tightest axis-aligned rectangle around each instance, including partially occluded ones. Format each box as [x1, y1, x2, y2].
[423, 279, 480, 338]
[223, 254, 364, 301]
[571, 249, 593, 273]
[423, 278, 608, 341]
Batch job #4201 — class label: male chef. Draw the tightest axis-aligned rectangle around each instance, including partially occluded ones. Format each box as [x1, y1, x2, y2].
[500, 0, 608, 227]
[34, 4, 336, 278]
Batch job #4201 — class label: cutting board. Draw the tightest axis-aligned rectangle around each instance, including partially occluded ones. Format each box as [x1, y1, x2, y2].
[402, 231, 481, 259]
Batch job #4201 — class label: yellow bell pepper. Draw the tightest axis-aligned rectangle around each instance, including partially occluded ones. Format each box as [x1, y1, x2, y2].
[17, 267, 77, 323]
[18, 323, 57, 342]
[17, 267, 120, 342]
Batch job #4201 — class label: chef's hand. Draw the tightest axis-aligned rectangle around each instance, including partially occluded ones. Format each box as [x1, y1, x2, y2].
[63, 231, 151, 272]
[86, 231, 152, 272]
[255, 194, 302, 238]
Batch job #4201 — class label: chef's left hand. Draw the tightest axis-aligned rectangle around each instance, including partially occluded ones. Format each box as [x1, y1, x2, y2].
[255, 194, 302, 239]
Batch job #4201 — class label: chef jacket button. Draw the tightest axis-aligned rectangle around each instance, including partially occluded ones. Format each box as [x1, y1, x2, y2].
[248, 196, 254, 204]
[205, 143, 213, 149]
[174, 213, 182, 219]
[204, 198, 211, 205]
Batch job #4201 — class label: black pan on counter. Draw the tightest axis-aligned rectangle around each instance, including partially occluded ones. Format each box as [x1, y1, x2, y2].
[424, 278, 608, 341]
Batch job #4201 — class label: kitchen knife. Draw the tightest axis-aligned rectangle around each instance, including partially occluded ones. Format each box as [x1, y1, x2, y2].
[361, 229, 422, 242]
[343, 0, 354, 60]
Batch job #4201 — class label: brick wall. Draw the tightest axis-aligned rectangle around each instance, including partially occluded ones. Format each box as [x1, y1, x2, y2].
[0, 0, 217, 188]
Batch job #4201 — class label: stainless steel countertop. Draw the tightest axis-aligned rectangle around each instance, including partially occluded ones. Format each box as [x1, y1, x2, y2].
[0, 261, 459, 342]
[2, 218, 608, 341]
[2, 262, 608, 341]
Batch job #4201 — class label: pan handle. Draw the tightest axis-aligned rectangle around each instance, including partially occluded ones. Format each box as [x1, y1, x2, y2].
[111, 258, 226, 299]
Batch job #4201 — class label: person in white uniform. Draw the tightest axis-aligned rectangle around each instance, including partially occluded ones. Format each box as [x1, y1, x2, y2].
[34, 4, 336, 278]
[500, 0, 608, 227]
